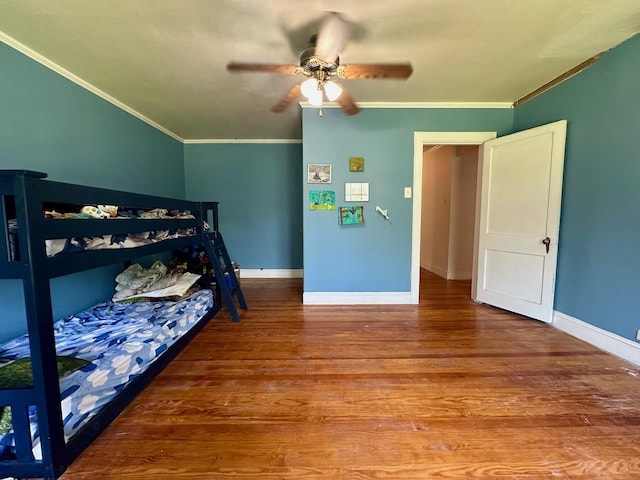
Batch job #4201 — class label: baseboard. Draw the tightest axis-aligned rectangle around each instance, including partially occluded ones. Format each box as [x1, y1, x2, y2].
[423, 265, 448, 279]
[553, 311, 640, 367]
[241, 269, 303, 278]
[447, 270, 472, 280]
[303, 291, 411, 305]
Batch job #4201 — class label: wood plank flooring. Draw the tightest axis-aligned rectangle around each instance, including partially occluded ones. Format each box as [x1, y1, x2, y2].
[60, 270, 640, 479]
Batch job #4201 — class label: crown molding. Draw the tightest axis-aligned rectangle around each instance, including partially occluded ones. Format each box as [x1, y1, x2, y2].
[0, 31, 184, 142]
[514, 53, 602, 107]
[300, 101, 514, 109]
[184, 139, 302, 144]
[2, 28, 514, 144]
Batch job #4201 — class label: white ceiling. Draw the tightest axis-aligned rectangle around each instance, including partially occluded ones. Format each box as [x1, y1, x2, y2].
[1, 1, 639, 141]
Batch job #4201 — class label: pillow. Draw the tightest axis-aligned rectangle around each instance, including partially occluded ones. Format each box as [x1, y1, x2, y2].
[0, 356, 90, 389]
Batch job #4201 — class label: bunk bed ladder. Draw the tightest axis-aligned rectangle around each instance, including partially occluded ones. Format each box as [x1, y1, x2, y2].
[201, 202, 247, 322]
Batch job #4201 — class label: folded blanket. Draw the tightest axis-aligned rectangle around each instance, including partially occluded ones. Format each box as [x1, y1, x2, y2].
[115, 261, 167, 290]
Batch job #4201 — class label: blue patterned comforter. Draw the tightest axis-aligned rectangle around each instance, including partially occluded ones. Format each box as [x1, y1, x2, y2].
[0, 289, 213, 460]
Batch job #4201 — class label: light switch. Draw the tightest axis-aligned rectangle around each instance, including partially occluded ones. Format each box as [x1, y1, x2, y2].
[404, 187, 412, 198]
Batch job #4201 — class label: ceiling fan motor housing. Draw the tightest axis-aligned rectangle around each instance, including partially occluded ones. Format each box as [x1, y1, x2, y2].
[300, 47, 339, 77]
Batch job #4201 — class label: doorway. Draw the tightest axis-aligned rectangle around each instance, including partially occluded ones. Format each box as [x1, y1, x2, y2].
[410, 131, 497, 304]
[421, 144, 479, 281]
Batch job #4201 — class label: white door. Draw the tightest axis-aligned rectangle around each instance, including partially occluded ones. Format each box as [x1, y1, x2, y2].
[475, 120, 566, 322]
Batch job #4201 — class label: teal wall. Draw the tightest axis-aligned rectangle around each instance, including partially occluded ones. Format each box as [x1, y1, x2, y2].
[184, 143, 303, 270]
[302, 107, 514, 292]
[0, 43, 184, 194]
[0, 42, 185, 343]
[514, 34, 640, 342]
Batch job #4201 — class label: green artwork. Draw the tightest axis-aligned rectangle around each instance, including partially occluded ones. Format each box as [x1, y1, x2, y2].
[309, 190, 335, 210]
[339, 205, 365, 225]
[349, 157, 365, 172]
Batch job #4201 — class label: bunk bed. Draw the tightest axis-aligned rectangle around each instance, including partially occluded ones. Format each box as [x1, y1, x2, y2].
[0, 170, 245, 480]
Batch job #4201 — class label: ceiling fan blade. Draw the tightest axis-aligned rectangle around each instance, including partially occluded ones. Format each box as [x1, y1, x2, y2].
[336, 87, 360, 116]
[271, 83, 302, 113]
[227, 63, 299, 75]
[315, 12, 353, 63]
[340, 63, 413, 79]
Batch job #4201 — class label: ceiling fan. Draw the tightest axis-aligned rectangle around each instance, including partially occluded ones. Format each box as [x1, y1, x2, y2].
[226, 12, 413, 115]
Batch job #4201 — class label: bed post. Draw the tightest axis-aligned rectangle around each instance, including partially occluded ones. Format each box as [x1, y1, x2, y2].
[13, 172, 67, 478]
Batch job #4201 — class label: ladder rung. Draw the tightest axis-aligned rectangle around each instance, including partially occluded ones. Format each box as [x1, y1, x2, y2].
[203, 231, 247, 322]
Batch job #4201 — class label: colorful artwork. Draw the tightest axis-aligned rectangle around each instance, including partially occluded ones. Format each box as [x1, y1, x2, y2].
[339, 205, 365, 225]
[309, 190, 336, 210]
[349, 157, 365, 172]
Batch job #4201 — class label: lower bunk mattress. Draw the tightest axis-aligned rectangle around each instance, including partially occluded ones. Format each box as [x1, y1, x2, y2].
[0, 289, 213, 461]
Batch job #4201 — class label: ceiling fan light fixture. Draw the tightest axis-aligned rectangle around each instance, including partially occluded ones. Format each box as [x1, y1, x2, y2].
[300, 78, 319, 99]
[324, 81, 342, 101]
[307, 89, 323, 106]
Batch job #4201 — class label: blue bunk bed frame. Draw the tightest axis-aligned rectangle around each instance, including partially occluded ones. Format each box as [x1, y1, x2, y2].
[0, 170, 230, 479]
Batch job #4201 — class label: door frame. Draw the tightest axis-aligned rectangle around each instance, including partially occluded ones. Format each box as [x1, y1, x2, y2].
[411, 131, 497, 303]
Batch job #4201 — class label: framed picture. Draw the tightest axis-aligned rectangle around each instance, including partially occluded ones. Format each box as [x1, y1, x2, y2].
[339, 205, 365, 225]
[309, 190, 336, 210]
[349, 157, 364, 172]
[308, 163, 332, 184]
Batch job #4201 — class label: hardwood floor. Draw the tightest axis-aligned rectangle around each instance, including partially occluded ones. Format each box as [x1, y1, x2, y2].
[60, 270, 640, 479]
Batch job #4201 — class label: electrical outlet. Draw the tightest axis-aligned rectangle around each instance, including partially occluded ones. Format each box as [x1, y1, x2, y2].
[404, 187, 412, 198]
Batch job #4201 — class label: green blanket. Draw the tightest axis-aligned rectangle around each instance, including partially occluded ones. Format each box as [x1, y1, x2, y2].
[0, 356, 90, 434]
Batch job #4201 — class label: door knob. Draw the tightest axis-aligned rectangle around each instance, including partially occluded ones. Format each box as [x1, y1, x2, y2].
[542, 237, 551, 254]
